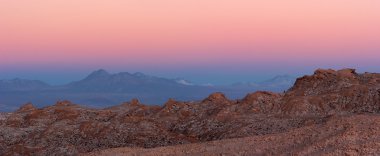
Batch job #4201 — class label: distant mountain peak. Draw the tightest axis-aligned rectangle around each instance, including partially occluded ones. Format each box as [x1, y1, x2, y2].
[85, 69, 110, 79]
[0, 78, 50, 91]
[260, 75, 295, 85]
[93, 69, 110, 75]
[132, 72, 147, 77]
[267, 74, 294, 81]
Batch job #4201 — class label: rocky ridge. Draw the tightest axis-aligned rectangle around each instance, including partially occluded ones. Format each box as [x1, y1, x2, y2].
[0, 68, 379, 155]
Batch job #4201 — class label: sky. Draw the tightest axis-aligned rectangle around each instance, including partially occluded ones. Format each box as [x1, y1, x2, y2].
[1, 0, 380, 85]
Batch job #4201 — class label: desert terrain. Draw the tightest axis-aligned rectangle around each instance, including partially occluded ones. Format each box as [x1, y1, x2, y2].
[1, 68, 379, 155]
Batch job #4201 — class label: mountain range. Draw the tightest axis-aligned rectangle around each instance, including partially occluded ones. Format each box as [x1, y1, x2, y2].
[1, 68, 379, 155]
[0, 70, 295, 112]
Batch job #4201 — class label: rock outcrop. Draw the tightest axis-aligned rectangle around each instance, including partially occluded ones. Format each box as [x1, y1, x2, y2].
[282, 68, 380, 115]
[16, 103, 37, 113]
[0, 68, 379, 156]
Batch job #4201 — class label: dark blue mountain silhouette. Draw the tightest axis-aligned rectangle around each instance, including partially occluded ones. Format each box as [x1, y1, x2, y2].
[0, 70, 295, 112]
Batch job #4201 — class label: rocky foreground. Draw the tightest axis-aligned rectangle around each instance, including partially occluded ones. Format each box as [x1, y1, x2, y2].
[84, 114, 380, 156]
[0, 69, 379, 155]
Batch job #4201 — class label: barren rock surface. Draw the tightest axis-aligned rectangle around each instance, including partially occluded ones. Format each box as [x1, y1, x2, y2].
[0, 113, 11, 121]
[0, 68, 379, 156]
[84, 114, 380, 156]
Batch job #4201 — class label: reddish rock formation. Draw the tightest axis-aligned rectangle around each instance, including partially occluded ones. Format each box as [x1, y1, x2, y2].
[16, 103, 37, 113]
[240, 91, 282, 113]
[0, 68, 379, 156]
[282, 68, 380, 116]
[204, 92, 227, 100]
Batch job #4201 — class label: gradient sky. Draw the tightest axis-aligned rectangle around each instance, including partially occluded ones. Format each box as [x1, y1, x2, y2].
[1, 0, 380, 84]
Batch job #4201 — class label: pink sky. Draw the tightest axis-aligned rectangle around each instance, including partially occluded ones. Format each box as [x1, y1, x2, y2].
[1, 0, 380, 72]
